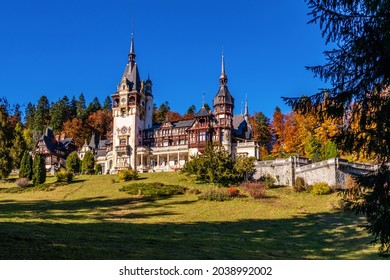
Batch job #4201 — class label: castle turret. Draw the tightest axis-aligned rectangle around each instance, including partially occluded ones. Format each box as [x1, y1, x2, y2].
[213, 52, 234, 153]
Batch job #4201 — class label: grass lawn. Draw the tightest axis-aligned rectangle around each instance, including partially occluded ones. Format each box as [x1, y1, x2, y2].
[0, 172, 381, 259]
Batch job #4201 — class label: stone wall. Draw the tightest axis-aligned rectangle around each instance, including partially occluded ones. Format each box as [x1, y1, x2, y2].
[254, 157, 377, 189]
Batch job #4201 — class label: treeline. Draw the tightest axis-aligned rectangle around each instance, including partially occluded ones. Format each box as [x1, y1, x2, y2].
[0, 94, 112, 178]
[250, 106, 362, 162]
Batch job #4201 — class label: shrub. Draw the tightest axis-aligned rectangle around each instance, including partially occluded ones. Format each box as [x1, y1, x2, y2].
[94, 163, 102, 175]
[310, 182, 332, 195]
[198, 187, 231, 201]
[55, 170, 74, 183]
[81, 151, 95, 174]
[241, 182, 266, 199]
[32, 154, 46, 185]
[187, 188, 201, 195]
[118, 169, 139, 181]
[19, 151, 33, 180]
[15, 178, 29, 188]
[119, 182, 187, 198]
[259, 175, 276, 188]
[225, 187, 240, 197]
[293, 177, 307, 192]
[66, 151, 81, 173]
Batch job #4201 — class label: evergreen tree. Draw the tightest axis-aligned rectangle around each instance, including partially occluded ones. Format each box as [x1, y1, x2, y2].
[50, 98, 68, 132]
[81, 151, 95, 174]
[284, 0, 390, 254]
[102, 96, 112, 111]
[66, 151, 81, 173]
[203, 103, 211, 112]
[33, 95, 50, 134]
[24, 102, 35, 129]
[87, 97, 101, 115]
[70, 95, 78, 119]
[10, 122, 27, 169]
[76, 93, 87, 120]
[0, 98, 13, 178]
[19, 151, 33, 180]
[32, 154, 46, 185]
[186, 105, 196, 115]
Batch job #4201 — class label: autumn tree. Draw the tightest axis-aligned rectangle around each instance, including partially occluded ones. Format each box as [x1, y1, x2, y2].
[88, 110, 113, 138]
[271, 106, 286, 157]
[284, 0, 390, 254]
[165, 111, 181, 122]
[249, 112, 272, 157]
[62, 118, 87, 148]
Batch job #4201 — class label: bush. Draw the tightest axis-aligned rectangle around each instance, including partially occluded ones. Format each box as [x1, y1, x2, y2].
[310, 182, 332, 195]
[55, 170, 74, 183]
[225, 187, 240, 197]
[66, 151, 81, 173]
[32, 154, 46, 185]
[15, 178, 29, 188]
[118, 169, 139, 181]
[94, 163, 102, 175]
[187, 188, 201, 195]
[241, 182, 267, 199]
[259, 175, 276, 188]
[81, 151, 95, 174]
[198, 187, 231, 201]
[19, 151, 33, 180]
[293, 177, 307, 192]
[119, 182, 187, 198]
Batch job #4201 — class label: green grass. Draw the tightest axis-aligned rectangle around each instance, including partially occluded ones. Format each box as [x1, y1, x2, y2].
[0, 172, 381, 259]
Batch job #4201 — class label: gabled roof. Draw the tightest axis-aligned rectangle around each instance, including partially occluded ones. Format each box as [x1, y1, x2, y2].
[174, 119, 195, 128]
[195, 107, 211, 117]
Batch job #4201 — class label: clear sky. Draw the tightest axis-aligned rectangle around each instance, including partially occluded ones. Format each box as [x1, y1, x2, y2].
[0, 0, 329, 118]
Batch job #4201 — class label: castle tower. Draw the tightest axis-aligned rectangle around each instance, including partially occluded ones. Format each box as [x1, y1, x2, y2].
[111, 30, 151, 171]
[213, 52, 234, 153]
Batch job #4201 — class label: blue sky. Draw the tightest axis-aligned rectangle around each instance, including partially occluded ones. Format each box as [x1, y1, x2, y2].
[0, 0, 329, 118]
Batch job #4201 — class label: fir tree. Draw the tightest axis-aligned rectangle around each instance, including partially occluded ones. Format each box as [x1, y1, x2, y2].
[70, 96, 78, 119]
[19, 151, 33, 180]
[32, 154, 46, 185]
[24, 102, 35, 129]
[102, 96, 112, 111]
[76, 93, 87, 120]
[87, 97, 101, 115]
[33, 95, 50, 134]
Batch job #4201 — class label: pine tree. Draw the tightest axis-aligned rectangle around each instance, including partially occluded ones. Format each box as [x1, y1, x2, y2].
[50, 98, 68, 132]
[19, 151, 33, 180]
[10, 122, 27, 169]
[34, 95, 50, 134]
[0, 98, 13, 178]
[81, 151, 95, 174]
[102, 96, 112, 111]
[32, 154, 46, 185]
[66, 151, 81, 173]
[87, 97, 101, 115]
[250, 112, 273, 156]
[24, 102, 36, 129]
[70, 96, 78, 119]
[283, 0, 390, 254]
[76, 93, 87, 120]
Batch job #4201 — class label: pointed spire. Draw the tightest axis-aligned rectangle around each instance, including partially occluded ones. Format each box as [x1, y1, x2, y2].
[128, 19, 136, 63]
[219, 50, 228, 85]
[244, 95, 249, 120]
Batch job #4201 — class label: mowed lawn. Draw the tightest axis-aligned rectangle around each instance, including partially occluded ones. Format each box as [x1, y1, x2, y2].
[0, 172, 380, 259]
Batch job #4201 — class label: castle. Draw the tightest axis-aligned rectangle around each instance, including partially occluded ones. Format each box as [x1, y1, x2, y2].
[79, 32, 259, 174]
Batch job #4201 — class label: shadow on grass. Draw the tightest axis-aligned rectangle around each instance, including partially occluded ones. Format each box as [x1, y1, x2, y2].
[0, 196, 380, 260]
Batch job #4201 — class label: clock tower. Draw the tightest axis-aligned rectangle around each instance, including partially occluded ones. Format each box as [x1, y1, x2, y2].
[111, 31, 153, 171]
